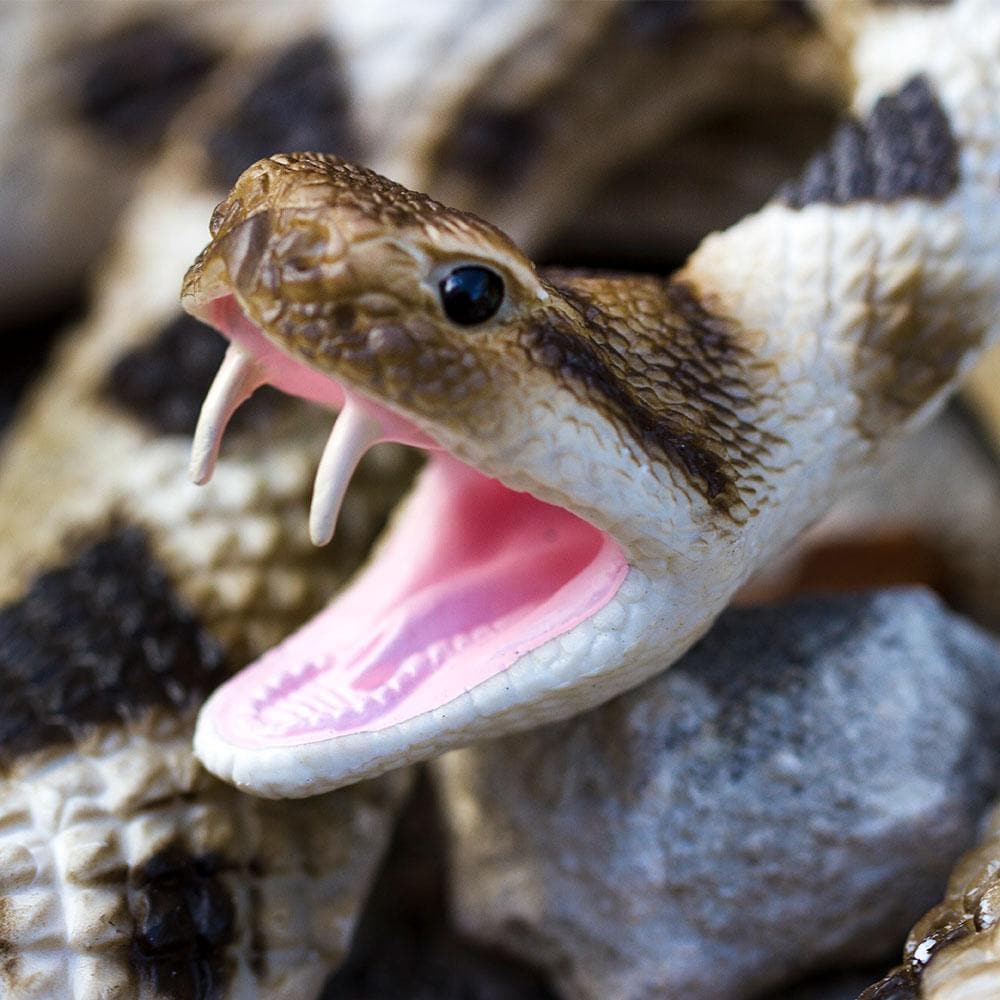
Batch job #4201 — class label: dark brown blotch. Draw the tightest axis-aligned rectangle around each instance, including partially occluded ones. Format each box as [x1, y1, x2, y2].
[0, 527, 227, 769]
[527, 273, 773, 516]
[528, 315, 733, 503]
[130, 842, 236, 1000]
[616, 0, 697, 43]
[773, 0, 817, 24]
[778, 75, 958, 208]
[106, 312, 288, 437]
[431, 0, 696, 193]
[207, 35, 359, 190]
[71, 18, 218, 147]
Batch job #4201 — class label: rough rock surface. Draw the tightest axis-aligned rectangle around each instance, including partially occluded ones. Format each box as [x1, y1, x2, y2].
[437, 590, 1000, 1000]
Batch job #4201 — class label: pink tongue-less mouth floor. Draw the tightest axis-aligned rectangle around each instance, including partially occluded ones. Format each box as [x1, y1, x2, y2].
[208, 454, 627, 749]
[190, 295, 627, 750]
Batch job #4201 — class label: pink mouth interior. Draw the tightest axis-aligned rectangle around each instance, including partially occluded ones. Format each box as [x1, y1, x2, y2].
[200, 296, 627, 748]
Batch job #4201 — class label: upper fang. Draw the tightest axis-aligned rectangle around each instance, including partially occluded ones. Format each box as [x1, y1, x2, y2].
[189, 343, 267, 485]
[309, 399, 384, 546]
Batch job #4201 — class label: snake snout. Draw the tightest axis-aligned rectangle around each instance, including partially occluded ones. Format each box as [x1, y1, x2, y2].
[213, 212, 270, 294]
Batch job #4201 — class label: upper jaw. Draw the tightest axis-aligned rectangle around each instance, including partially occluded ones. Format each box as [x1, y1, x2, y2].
[181, 154, 692, 566]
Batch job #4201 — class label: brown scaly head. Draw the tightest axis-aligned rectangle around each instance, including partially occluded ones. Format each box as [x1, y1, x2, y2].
[184, 153, 775, 552]
[185, 153, 543, 426]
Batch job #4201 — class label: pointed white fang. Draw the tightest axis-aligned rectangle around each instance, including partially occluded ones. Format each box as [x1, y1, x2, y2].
[310, 400, 384, 546]
[189, 343, 267, 485]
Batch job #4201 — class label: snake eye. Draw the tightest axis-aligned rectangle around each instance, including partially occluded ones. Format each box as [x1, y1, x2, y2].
[438, 265, 505, 326]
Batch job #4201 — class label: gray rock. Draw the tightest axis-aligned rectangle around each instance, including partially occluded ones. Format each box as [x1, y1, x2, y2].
[436, 589, 1000, 1000]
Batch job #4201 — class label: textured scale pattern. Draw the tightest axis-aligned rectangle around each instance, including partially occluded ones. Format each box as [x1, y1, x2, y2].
[0, 529, 227, 768]
[206, 153, 512, 252]
[117, 431, 417, 665]
[0, 508, 413, 998]
[532, 270, 783, 518]
[107, 313, 293, 438]
[778, 74, 958, 208]
[0, 145, 419, 991]
[0, 703, 409, 999]
[4, 0, 1000, 994]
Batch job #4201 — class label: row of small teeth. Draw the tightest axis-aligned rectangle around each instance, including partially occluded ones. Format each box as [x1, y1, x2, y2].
[246, 630, 476, 734]
[190, 343, 384, 547]
[249, 652, 434, 733]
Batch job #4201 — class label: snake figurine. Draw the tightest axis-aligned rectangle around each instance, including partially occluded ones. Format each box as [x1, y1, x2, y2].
[0, 4, 845, 995]
[2, 0, 999, 995]
[185, 0, 1000, 805]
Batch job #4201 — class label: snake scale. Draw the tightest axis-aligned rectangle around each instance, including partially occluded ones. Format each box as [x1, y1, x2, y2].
[1, 1, 999, 998]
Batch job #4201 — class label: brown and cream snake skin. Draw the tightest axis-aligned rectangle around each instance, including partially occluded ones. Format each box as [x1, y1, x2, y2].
[1, 1, 999, 998]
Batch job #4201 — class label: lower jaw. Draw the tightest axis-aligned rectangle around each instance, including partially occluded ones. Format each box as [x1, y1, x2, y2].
[202, 449, 628, 753]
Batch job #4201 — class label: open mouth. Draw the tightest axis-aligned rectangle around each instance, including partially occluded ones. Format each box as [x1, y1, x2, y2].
[190, 295, 628, 753]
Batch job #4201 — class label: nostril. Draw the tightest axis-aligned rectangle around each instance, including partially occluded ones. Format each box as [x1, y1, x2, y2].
[217, 214, 269, 291]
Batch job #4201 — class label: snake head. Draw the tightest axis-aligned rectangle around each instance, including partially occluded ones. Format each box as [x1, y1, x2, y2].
[182, 154, 743, 797]
[185, 153, 547, 431]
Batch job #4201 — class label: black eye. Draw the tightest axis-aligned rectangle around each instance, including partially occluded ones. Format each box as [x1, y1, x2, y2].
[438, 266, 504, 326]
